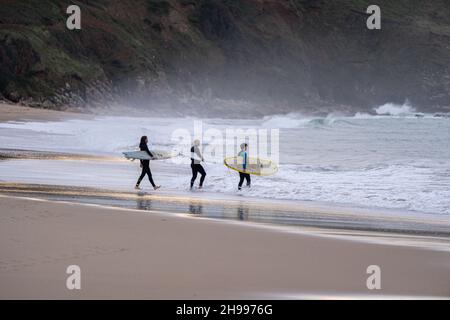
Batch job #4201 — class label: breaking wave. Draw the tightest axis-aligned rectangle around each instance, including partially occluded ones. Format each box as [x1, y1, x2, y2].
[261, 103, 449, 129]
[374, 102, 416, 116]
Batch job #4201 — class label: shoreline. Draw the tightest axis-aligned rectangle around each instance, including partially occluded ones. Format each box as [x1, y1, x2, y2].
[1, 182, 450, 237]
[1, 102, 449, 218]
[3, 193, 450, 252]
[1, 104, 449, 236]
[1, 195, 450, 299]
[0, 103, 92, 123]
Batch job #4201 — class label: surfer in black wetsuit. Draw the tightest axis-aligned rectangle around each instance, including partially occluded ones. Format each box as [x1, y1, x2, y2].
[190, 139, 206, 190]
[238, 143, 251, 190]
[135, 136, 161, 190]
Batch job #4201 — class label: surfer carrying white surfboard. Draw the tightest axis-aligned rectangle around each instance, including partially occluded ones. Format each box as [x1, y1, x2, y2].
[238, 143, 251, 190]
[135, 136, 161, 190]
[190, 139, 206, 190]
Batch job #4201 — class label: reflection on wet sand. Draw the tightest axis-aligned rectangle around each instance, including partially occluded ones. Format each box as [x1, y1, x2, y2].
[189, 203, 203, 215]
[136, 195, 152, 211]
[237, 206, 249, 221]
[2, 182, 450, 238]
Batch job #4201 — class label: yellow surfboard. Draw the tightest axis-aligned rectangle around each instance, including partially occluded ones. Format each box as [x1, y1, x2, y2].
[224, 156, 278, 176]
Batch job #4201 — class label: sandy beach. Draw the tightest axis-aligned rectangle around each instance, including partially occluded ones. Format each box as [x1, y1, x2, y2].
[1, 103, 450, 299]
[1, 195, 450, 299]
[0, 103, 90, 122]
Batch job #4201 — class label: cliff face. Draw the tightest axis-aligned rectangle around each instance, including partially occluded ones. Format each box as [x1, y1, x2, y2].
[1, 0, 449, 115]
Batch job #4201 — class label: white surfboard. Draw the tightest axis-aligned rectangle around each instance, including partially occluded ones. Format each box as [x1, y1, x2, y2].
[123, 150, 177, 160]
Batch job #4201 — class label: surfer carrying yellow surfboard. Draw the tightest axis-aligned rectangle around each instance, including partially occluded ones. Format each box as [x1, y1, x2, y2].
[238, 143, 251, 190]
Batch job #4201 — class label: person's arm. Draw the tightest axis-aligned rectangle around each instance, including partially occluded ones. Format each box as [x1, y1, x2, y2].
[143, 144, 154, 158]
[243, 152, 247, 171]
[195, 146, 203, 162]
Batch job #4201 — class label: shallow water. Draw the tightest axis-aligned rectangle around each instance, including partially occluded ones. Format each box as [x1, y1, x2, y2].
[0, 108, 449, 216]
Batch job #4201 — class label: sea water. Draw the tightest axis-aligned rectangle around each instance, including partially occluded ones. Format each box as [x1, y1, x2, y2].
[0, 103, 449, 215]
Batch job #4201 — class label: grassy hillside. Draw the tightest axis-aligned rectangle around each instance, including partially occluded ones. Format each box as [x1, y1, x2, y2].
[0, 0, 449, 115]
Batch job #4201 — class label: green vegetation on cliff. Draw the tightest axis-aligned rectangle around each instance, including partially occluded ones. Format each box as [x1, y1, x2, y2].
[0, 0, 449, 113]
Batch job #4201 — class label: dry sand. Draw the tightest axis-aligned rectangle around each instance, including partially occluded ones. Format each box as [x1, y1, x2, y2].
[1, 195, 449, 299]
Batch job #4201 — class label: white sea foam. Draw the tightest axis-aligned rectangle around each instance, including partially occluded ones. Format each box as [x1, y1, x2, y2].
[0, 112, 449, 215]
[374, 102, 415, 116]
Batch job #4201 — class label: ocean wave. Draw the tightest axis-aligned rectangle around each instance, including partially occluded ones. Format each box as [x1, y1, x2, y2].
[260, 104, 450, 129]
[261, 113, 357, 129]
[369, 101, 450, 118]
[374, 102, 416, 116]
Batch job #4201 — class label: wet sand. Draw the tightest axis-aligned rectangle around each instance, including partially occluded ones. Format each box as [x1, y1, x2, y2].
[1, 195, 450, 299]
[1, 182, 450, 237]
[0, 149, 114, 161]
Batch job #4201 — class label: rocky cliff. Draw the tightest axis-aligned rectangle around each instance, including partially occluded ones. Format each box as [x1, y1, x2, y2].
[1, 0, 449, 116]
